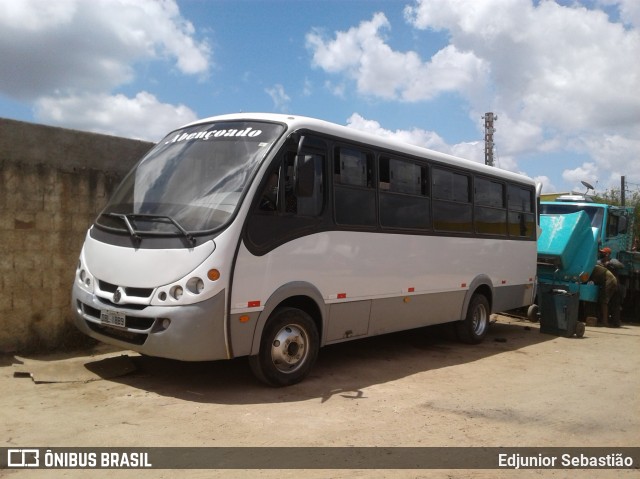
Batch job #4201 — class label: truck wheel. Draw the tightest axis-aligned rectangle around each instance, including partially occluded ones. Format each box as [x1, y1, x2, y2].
[249, 307, 319, 387]
[456, 294, 490, 344]
[527, 304, 540, 322]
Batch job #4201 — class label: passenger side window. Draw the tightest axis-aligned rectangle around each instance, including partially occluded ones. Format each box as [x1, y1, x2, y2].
[334, 147, 376, 226]
[432, 168, 472, 233]
[257, 151, 324, 217]
[475, 177, 507, 236]
[507, 184, 535, 238]
[379, 157, 430, 229]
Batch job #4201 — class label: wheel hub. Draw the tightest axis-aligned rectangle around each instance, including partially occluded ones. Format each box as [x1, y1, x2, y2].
[271, 325, 308, 373]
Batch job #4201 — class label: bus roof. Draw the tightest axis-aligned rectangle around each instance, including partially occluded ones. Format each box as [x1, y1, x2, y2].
[184, 112, 536, 186]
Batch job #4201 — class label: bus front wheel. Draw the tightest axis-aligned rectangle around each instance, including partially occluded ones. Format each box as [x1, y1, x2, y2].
[456, 294, 490, 344]
[249, 307, 319, 387]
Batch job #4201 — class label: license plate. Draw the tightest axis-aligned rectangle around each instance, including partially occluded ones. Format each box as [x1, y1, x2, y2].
[100, 309, 126, 328]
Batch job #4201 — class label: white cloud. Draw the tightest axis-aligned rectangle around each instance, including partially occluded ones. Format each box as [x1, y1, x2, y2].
[306, 13, 489, 102]
[307, 0, 640, 190]
[403, 0, 640, 189]
[35, 92, 198, 141]
[581, 133, 640, 185]
[533, 176, 557, 194]
[561, 162, 600, 192]
[599, 0, 640, 27]
[265, 84, 291, 112]
[0, 0, 211, 100]
[0, 0, 210, 140]
[346, 113, 448, 151]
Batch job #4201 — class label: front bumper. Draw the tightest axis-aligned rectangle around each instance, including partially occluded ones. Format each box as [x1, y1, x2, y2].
[72, 285, 229, 361]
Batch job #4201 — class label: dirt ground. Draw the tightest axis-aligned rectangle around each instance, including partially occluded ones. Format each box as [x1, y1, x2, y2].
[1, 314, 639, 479]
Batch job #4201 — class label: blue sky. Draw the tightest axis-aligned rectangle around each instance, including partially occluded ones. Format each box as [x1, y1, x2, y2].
[1, 0, 639, 195]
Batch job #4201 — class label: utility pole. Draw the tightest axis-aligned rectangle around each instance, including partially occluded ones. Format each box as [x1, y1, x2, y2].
[621, 175, 626, 206]
[483, 112, 497, 167]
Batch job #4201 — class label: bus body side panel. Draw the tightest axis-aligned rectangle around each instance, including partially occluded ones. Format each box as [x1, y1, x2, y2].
[327, 300, 372, 342]
[368, 291, 465, 337]
[492, 284, 536, 312]
[232, 232, 536, 352]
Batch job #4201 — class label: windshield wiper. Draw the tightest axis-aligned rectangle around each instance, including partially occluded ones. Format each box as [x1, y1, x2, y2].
[105, 213, 142, 245]
[104, 213, 196, 246]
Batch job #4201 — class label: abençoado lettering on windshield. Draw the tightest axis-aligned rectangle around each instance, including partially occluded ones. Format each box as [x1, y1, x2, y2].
[165, 127, 263, 144]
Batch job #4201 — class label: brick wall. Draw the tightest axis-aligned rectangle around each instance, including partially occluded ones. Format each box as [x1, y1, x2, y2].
[0, 118, 153, 353]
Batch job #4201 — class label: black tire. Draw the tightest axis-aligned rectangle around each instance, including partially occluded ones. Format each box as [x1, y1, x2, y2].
[456, 294, 490, 344]
[249, 307, 319, 387]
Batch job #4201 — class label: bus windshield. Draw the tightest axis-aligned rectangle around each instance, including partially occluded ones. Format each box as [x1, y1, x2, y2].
[97, 120, 285, 234]
[540, 203, 604, 230]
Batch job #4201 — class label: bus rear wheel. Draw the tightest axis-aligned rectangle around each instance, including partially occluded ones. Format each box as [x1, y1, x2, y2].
[456, 293, 490, 344]
[249, 307, 319, 387]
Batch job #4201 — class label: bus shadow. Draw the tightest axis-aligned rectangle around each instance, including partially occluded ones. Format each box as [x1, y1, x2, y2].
[110, 317, 558, 404]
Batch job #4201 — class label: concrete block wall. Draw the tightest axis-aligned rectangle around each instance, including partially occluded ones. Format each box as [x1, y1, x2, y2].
[0, 118, 153, 353]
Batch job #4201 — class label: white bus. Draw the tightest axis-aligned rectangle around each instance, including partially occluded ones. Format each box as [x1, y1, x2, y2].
[72, 113, 538, 386]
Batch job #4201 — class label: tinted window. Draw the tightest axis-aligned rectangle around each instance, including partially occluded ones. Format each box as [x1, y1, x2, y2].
[507, 184, 535, 238]
[508, 185, 533, 212]
[334, 147, 376, 227]
[475, 177, 504, 207]
[475, 207, 508, 235]
[474, 177, 506, 235]
[508, 211, 536, 238]
[380, 194, 431, 229]
[335, 188, 376, 226]
[379, 157, 428, 196]
[433, 202, 472, 233]
[296, 153, 324, 217]
[378, 157, 430, 230]
[334, 148, 373, 187]
[433, 168, 470, 202]
[432, 167, 471, 232]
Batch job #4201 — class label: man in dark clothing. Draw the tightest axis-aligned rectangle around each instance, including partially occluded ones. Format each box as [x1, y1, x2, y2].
[590, 264, 621, 327]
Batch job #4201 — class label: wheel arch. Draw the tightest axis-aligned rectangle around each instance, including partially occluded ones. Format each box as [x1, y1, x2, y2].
[249, 282, 327, 356]
[460, 275, 494, 320]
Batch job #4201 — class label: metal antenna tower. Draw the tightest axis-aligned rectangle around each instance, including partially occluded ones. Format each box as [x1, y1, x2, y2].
[483, 112, 497, 167]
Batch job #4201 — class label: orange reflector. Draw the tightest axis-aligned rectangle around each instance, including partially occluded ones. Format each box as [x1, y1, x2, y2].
[207, 269, 220, 281]
[239, 315, 250, 323]
[403, 297, 411, 303]
[579, 272, 590, 282]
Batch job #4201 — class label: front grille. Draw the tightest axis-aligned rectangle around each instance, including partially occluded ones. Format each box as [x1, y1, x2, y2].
[126, 287, 154, 298]
[98, 280, 154, 299]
